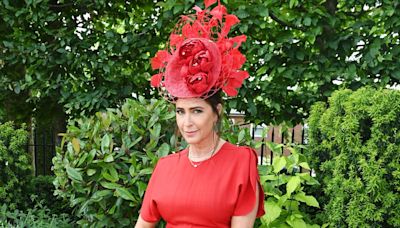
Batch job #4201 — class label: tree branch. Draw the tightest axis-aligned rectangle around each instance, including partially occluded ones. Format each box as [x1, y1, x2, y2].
[269, 11, 305, 31]
[48, 3, 74, 9]
[324, 0, 338, 15]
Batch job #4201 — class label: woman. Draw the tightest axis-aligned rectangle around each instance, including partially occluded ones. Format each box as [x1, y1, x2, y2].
[136, 0, 265, 227]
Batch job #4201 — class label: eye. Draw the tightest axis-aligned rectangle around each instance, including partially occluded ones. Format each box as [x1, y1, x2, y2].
[193, 109, 203, 114]
[176, 109, 184, 115]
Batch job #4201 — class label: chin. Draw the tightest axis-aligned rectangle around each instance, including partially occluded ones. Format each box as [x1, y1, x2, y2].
[183, 137, 199, 145]
[183, 135, 203, 145]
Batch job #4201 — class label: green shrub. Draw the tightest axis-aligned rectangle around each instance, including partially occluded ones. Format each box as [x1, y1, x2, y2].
[0, 198, 73, 228]
[27, 175, 73, 215]
[52, 97, 176, 227]
[223, 120, 321, 227]
[259, 142, 321, 228]
[307, 87, 400, 227]
[0, 122, 31, 210]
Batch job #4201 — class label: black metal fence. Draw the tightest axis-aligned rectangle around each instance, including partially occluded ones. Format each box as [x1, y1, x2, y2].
[29, 124, 306, 176]
[29, 128, 56, 176]
[251, 124, 306, 166]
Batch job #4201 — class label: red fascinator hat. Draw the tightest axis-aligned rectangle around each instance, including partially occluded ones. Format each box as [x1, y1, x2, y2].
[150, 0, 248, 99]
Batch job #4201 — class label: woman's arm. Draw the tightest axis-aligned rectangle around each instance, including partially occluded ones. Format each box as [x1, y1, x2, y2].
[231, 184, 260, 228]
[135, 215, 157, 228]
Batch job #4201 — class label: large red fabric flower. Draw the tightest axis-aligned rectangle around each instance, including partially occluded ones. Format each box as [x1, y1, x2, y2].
[150, 0, 249, 99]
[165, 38, 221, 97]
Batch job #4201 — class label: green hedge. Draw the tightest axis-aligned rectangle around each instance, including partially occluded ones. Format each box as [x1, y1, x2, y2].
[52, 97, 177, 227]
[27, 175, 72, 215]
[0, 122, 31, 210]
[0, 201, 73, 228]
[307, 87, 400, 227]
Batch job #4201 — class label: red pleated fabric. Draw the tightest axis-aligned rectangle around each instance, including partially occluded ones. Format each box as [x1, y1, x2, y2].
[140, 142, 265, 227]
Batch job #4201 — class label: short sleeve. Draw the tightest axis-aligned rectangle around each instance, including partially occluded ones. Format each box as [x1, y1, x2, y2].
[233, 147, 265, 217]
[139, 162, 162, 223]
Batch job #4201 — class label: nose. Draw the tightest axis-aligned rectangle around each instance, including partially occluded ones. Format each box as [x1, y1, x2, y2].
[182, 112, 194, 127]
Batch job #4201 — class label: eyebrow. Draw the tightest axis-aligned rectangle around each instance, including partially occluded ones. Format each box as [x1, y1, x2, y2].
[176, 106, 205, 110]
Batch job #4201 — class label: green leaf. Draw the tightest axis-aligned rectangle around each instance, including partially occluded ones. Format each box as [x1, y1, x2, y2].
[128, 136, 142, 148]
[86, 149, 97, 163]
[109, 204, 117, 215]
[151, 123, 161, 140]
[287, 216, 307, 228]
[91, 190, 113, 202]
[156, 143, 170, 157]
[258, 6, 269, 17]
[173, 4, 183, 14]
[303, 17, 312, 26]
[66, 166, 83, 182]
[298, 162, 310, 170]
[266, 142, 283, 155]
[3, 41, 13, 48]
[239, 24, 248, 33]
[137, 181, 147, 197]
[273, 156, 286, 173]
[238, 129, 245, 142]
[145, 139, 158, 153]
[100, 181, 122, 189]
[286, 176, 301, 196]
[72, 138, 80, 153]
[289, 0, 298, 8]
[148, 114, 159, 128]
[102, 167, 119, 182]
[104, 154, 114, 162]
[262, 199, 281, 224]
[256, 65, 268, 75]
[129, 165, 136, 177]
[109, 167, 119, 181]
[77, 153, 88, 167]
[115, 187, 136, 202]
[87, 169, 96, 176]
[139, 167, 154, 176]
[101, 134, 111, 153]
[294, 192, 320, 208]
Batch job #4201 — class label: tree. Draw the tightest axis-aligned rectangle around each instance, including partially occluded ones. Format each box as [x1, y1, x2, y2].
[1, 0, 399, 126]
[231, 0, 400, 124]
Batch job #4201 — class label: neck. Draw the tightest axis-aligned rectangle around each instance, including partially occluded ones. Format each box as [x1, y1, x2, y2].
[189, 134, 220, 158]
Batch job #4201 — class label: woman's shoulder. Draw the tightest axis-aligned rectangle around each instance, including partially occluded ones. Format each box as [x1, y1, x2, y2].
[222, 141, 257, 157]
[156, 149, 187, 166]
[219, 142, 259, 173]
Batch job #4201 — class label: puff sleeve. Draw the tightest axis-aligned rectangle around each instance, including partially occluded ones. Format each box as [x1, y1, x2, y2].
[232, 147, 265, 217]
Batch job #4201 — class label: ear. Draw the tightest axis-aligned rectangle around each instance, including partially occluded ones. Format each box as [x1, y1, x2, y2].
[216, 103, 223, 116]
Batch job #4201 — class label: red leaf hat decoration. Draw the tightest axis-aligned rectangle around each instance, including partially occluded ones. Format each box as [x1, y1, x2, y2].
[150, 0, 249, 99]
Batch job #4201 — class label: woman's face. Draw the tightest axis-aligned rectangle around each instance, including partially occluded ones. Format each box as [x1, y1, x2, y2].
[175, 98, 220, 147]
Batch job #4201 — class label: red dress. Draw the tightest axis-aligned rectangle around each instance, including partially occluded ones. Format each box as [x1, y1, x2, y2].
[140, 142, 265, 227]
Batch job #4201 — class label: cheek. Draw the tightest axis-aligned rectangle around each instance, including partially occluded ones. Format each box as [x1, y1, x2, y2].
[199, 116, 215, 132]
[176, 116, 183, 128]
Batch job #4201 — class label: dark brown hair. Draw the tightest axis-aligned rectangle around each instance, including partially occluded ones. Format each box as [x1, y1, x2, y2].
[204, 90, 223, 135]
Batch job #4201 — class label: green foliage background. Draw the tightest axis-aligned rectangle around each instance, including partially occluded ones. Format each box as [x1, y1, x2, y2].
[0, 122, 31, 210]
[52, 97, 177, 227]
[1, 0, 400, 226]
[1, 0, 399, 125]
[307, 87, 400, 227]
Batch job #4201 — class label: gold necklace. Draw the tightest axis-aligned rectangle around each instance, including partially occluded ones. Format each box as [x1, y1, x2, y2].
[188, 139, 219, 168]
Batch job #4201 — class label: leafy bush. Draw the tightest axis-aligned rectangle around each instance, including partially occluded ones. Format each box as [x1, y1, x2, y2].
[27, 175, 72, 215]
[52, 97, 176, 227]
[0, 197, 73, 228]
[223, 119, 320, 227]
[307, 87, 400, 227]
[0, 122, 31, 210]
[259, 142, 320, 228]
